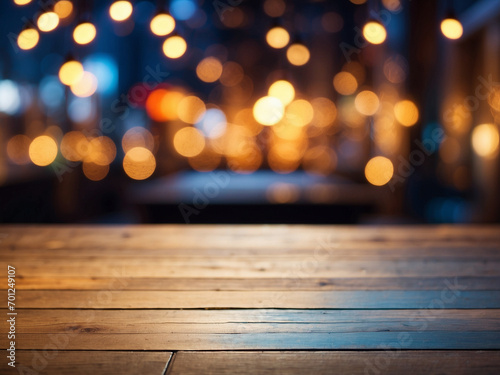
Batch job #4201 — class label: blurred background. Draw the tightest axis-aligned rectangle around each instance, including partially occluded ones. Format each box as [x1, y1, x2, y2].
[0, 0, 499, 224]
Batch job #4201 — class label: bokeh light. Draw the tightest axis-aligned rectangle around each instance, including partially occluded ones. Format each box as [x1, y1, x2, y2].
[365, 156, 394, 186]
[311, 97, 337, 128]
[267, 183, 300, 203]
[7, 135, 31, 165]
[266, 26, 290, 49]
[60, 131, 90, 162]
[394, 100, 419, 126]
[383, 55, 408, 84]
[0, 80, 21, 115]
[173, 127, 205, 157]
[146, 89, 184, 122]
[196, 108, 227, 138]
[441, 18, 463, 40]
[17, 28, 39, 50]
[86, 136, 117, 166]
[54, 1, 73, 19]
[220, 62, 244, 87]
[59, 60, 84, 86]
[382, 0, 402, 12]
[163, 35, 187, 59]
[188, 147, 221, 172]
[268, 142, 302, 174]
[68, 97, 94, 123]
[286, 43, 310, 66]
[253, 96, 284, 126]
[286, 99, 314, 127]
[333, 72, 358, 95]
[73, 22, 96, 45]
[150, 13, 176, 36]
[70, 71, 98, 97]
[177, 95, 206, 124]
[263, 0, 286, 17]
[355, 90, 380, 116]
[362, 20, 387, 44]
[109, 1, 133, 22]
[29, 135, 58, 166]
[472, 123, 499, 158]
[122, 127, 155, 153]
[196, 57, 223, 83]
[123, 147, 156, 180]
[37, 11, 59, 32]
[268, 80, 295, 106]
[170, 0, 197, 21]
[303, 146, 337, 176]
[14, 0, 33, 5]
[83, 162, 109, 181]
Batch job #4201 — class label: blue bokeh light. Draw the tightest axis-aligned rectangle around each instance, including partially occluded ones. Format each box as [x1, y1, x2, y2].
[170, 0, 197, 21]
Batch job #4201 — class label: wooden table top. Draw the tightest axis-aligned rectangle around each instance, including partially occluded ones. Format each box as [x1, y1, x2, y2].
[1, 225, 500, 374]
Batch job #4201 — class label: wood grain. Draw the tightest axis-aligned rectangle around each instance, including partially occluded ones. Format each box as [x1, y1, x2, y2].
[8, 290, 499, 309]
[166, 351, 500, 375]
[1, 225, 500, 371]
[0, 351, 171, 375]
[5, 332, 500, 350]
[10, 309, 500, 333]
[4, 259, 500, 278]
[1, 225, 500, 252]
[7, 276, 500, 290]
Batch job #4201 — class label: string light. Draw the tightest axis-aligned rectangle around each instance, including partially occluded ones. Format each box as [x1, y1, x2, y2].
[109, 1, 133, 22]
[29, 136, 58, 166]
[441, 16, 463, 40]
[266, 26, 290, 49]
[365, 156, 394, 186]
[73, 22, 97, 45]
[394, 100, 419, 126]
[362, 20, 387, 44]
[17, 25, 39, 50]
[472, 124, 499, 158]
[253, 96, 284, 126]
[196, 57, 223, 83]
[59, 59, 84, 86]
[150, 13, 176, 36]
[37, 11, 60, 32]
[162, 35, 187, 59]
[268, 80, 295, 106]
[123, 147, 156, 180]
[333, 72, 358, 95]
[286, 43, 310, 66]
[53, 0, 73, 20]
[173, 127, 205, 157]
[70, 71, 98, 97]
[13, 0, 32, 5]
[354, 90, 380, 116]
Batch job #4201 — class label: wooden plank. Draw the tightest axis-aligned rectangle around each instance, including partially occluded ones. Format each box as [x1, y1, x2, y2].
[11, 309, 500, 334]
[5, 259, 500, 278]
[4, 309, 499, 350]
[6, 308, 500, 324]
[4, 332, 500, 350]
[0, 351, 171, 375]
[8, 276, 500, 291]
[1, 225, 500, 252]
[3, 244, 500, 259]
[8, 290, 500, 309]
[166, 351, 500, 375]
